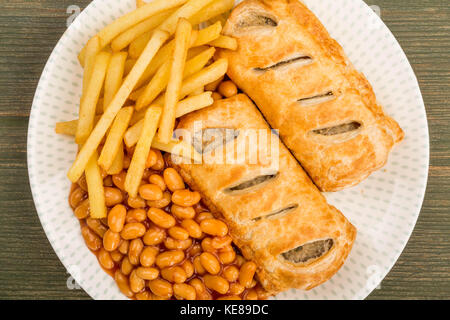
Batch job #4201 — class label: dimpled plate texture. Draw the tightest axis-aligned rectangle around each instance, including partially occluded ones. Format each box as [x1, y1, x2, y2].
[27, 0, 429, 300]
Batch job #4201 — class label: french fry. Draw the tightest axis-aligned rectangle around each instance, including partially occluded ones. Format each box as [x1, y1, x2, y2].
[175, 91, 213, 117]
[96, 98, 104, 115]
[104, 52, 128, 111]
[159, 0, 216, 35]
[158, 18, 192, 144]
[55, 116, 101, 136]
[136, 47, 215, 110]
[125, 92, 213, 147]
[107, 142, 124, 175]
[129, 86, 146, 101]
[124, 59, 136, 76]
[136, 0, 147, 9]
[129, 32, 152, 59]
[98, 107, 134, 171]
[192, 21, 222, 47]
[111, 9, 174, 52]
[85, 151, 107, 219]
[78, 0, 187, 65]
[189, 86, 204, 97]
[153, 58, 228, 107]
[152, 138, 202, 163]
[82, 37, 100, 96]
[204, 75, 224, 92]
[55, 120, 78, 136]
[189, 0, 234, 26]
[209, 35, 238, 50]
[125, 106, 162, 197]
[68, 30, 169, 183]
[76, 51, 111, 144]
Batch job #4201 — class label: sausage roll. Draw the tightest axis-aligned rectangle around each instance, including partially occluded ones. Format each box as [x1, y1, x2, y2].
[218, 0, 404, 191]
[168, 94, 356, 293]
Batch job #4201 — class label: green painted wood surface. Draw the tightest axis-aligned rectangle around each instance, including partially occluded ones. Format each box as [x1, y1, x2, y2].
[0, 0, 448, 299]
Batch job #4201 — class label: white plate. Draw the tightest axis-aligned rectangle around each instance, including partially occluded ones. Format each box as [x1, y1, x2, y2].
[27, 0, 429, 300]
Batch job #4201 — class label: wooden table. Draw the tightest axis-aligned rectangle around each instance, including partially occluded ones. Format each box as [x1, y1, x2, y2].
[0, 0, 448, 300]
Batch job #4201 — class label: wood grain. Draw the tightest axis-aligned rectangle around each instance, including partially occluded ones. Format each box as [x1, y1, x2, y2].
[0, 0, 448, 300]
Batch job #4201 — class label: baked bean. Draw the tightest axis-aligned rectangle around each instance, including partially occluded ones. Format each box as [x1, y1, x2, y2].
[104, 187, 124, 207]
[200, 252, 221, 275]
[161, 266, 187, 284]
[218, 295, 241, 300]
[218, 80, 238, 98]
[128, 238, 144, 265]
[245, 289, 258, 300]
[108, 204, 126, 232]
[229, 282, 245, 296]
[147, 191, 171, 208]
[156, 250, 185, 268]
[146, 149, 157, 168]
[139, 184, 163, 201]
[188, 243, 202, 257]
[121, 257, 134, 276]
[103, 175, 113, 187]
[200, 219, 228, 237]
[74, 199, 90, 219]
[172, 190, 201, 207]
[110, 250, 124, 263]
[129, 269, 145, 293]
[126, 208, 147, 223]
[189, 278, 212, 300]
[98, 248, 115, 270]
[173, 283, 196, 300]
[86, 218, 107, 238]
[151, 149, 165, 171]
[103, 229, 121, 252]
[239, 261, 257, 288]
[219, 250, 236, 265]
[139, 246, 159, 267]
[118, 240, 129, 255]
[123, 155, 131, 169]
[195, 211, 214, 223]
[112, 171, 127, 191]
[211, 92, 222, 101]
[136, 267, 159, 280]
[148, 278, 173, 299]
[248, 279, 257, 288]
[203, 275, 229, 295]
[81, 226, 101, 251]
[151, 293, 168, 300]
[163, 168, 185, 192]
[77, 175, 88, 191]
[180, 219, 203, 239]
[201, 237, 216, 253]
[121, 222, 146, 240]
[164, 237, 192, 250]
[171, 205, 196, 219]
[223, 265, 239, 282]
[143, 227, 166, 246]
[181, 260, 194, 279]
[235, 255, 246, 267]
[135, 290, 151, 300]
[149, 174, 166, 191]
[127, 195, 146, 209]
[70, 187, 86, 208]
[147, 207, 176, 229]
[193, 256, 206, 275]
[212, 236, 232, 249]
[168, 226, 189, 241]
[115, 270, 133, 297]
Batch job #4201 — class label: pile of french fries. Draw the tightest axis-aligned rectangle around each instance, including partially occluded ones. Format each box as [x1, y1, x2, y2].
[55, 0, 237, 219]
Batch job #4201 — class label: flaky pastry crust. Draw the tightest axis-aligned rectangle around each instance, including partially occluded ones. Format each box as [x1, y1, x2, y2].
[218, 0, 404, 191]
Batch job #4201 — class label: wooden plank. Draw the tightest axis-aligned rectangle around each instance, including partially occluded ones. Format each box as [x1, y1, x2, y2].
[0, 0, 448, 300]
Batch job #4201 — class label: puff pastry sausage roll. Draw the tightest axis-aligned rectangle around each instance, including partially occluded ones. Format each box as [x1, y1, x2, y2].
[218, 0, 404, 191]
[168, 94, 356, 293]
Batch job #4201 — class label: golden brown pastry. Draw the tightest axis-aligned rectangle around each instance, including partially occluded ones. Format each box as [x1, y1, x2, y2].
[218, 0, 404, 191]
[168, 94, 356, 293]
